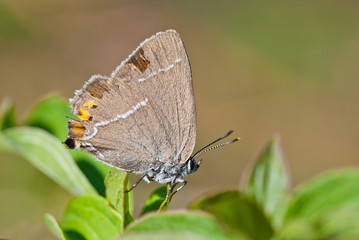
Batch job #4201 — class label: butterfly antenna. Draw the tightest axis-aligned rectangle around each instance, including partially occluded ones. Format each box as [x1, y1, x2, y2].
[192, 130, 240, 160]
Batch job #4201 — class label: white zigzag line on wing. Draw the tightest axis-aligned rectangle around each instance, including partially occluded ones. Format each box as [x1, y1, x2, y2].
[82, 98, 149, 141]
[138, 58, 182, 82]
[81, 142, 104, 158]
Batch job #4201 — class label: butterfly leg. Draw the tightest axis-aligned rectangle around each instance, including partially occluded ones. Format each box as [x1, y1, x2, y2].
[164, 178, 187, 205]
[164, 178, 177, 205]
[125, 174, 148, 193]
[169, 179, 187, 202]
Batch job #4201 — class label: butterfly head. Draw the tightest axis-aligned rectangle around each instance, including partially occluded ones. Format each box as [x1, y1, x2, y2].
[185, 157, 202, 175]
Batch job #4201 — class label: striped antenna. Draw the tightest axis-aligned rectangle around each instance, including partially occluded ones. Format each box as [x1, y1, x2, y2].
[192, 130, 240, 160]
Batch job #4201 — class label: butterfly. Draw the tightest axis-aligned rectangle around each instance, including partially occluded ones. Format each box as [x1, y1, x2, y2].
[64, 29, 239, 204]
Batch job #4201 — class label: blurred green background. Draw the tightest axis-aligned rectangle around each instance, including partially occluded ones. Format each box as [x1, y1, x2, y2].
[1, 0, 358, 239]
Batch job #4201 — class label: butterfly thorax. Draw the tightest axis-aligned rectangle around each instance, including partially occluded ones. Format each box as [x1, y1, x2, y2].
[144, 162, 187, 184]
[144, 157, 199, 184]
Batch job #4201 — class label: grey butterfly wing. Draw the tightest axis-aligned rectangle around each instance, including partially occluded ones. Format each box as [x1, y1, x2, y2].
[66, 30, 196, 173]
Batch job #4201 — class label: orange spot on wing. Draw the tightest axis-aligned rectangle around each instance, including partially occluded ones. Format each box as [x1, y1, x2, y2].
[71, 127, 85, 137]
[77, 107, 91, 121]
[68, 121, 86, 138]
[75, 141, 81, 148]
[85, 100, 98, 108]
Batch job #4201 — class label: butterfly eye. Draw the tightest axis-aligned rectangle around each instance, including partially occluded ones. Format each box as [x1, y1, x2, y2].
[187, 159, 196, 172]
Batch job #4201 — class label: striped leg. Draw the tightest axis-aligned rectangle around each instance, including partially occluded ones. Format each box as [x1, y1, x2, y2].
[125, 174, 148, 193]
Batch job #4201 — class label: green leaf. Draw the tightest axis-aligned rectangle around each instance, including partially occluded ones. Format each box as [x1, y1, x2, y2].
[0, 98, 16, 130]
[241, 134, 290, 228]
[71, 150, 117, 197]
[273, 218, 320, 240]
[141, 185, 169, 215]
[121, 232, 229, 240]
[105, 171, 133, 229]
[124, 211, 235, 240]
[0, 126, 96, 195]
[190, 190, 273, 240]
[282, 169, 359, 239]
[285, 169, 359, 221]
[277, 205, 359, 239]
[24, 95, 72, 141]
[44, 213, 66, 240]
[61, 195, 122, 240]
[317, 204, 359, 239]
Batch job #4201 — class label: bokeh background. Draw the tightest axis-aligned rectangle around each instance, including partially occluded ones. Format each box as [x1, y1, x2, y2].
[1, 0, 359, 238]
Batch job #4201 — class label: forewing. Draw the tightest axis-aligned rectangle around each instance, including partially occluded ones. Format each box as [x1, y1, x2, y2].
[66, 30, 196, 173]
